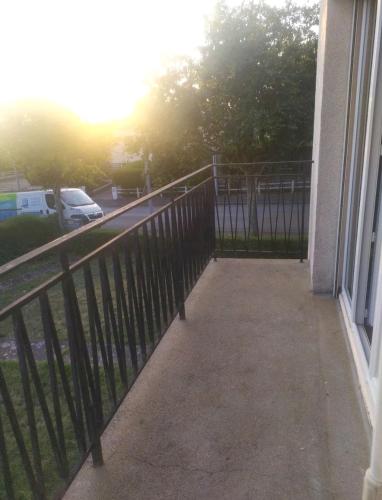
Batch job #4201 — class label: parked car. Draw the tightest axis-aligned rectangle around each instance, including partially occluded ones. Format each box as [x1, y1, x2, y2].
[0, 188, 104, 227]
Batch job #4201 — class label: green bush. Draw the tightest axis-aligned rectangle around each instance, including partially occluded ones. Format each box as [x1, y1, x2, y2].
[0, 215, 124, 265]
[111, 160, 144, 189]
[67, 228, 120, 256]
[0, 215, 123, 267]
[0, 215, 60, 265]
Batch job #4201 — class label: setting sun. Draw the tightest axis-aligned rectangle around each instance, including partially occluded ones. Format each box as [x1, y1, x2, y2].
[0, 0, 313, 123]
[0, 0, 224, 123]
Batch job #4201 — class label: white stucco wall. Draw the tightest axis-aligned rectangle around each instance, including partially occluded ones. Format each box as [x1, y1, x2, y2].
[309, 0, 355, 293]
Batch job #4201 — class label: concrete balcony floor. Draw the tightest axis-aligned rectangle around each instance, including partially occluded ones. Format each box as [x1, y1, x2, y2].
[65, 259, 370, 500]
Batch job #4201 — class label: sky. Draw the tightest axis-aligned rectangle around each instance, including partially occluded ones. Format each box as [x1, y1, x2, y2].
[0, 0, 317, 123]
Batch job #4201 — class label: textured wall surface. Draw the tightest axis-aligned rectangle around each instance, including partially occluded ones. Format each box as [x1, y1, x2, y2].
[309, 0, 354, 293]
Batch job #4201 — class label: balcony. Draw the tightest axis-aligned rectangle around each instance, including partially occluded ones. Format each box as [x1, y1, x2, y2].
[63, 258, 369, 500]
[0, 162, 369, 499]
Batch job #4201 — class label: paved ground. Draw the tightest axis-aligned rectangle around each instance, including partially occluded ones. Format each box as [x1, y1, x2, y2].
[65, 260, 370, 500]
[94, 189, 309, 235]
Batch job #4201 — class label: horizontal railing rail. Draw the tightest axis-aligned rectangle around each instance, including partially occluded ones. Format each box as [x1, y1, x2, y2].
[113, 185, 191, 200]
[0, 159, 312, 498]
[0, 164, 212, 278]
[0, 174, 215, 499]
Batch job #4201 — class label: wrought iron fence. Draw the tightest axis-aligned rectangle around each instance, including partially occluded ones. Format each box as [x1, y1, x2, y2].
[0, 160, 312, 498]
[0, 168, 214, 499]
[213, 161, 312, 259]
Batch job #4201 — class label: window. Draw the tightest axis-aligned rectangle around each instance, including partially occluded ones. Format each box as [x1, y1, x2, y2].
[45, 193, 56, 209]
[61, 190, 93, 207]
[343, 0, 377, 299]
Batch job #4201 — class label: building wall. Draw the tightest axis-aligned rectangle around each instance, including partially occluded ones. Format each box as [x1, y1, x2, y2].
[309, 0, 355, 293]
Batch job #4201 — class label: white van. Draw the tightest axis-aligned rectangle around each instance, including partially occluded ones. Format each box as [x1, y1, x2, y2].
[0, 188, 104, 226]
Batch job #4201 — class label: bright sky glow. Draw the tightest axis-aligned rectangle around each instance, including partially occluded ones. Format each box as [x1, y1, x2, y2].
[0, 0, 316, 123]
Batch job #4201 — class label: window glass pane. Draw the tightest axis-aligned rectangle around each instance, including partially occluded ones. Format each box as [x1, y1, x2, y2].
[344, 0, 376, 298]
[45, 193, 55, 209]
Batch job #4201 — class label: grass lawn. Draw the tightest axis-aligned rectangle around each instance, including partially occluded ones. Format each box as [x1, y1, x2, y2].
[0, 229, 123, 340]
[0, 359, 130, 499]
[0, 360, 80, 499]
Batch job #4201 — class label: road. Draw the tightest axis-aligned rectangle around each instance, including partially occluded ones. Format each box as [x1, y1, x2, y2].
[93, 189, 310, 236]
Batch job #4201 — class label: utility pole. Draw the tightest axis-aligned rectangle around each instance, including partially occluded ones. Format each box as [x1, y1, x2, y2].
[15, 166, 21, 192]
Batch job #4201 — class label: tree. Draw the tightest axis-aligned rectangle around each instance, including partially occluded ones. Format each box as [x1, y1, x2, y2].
[131, 1, 318, 182]
[131, 61, 208, 185]
[0, 101, 111, 230]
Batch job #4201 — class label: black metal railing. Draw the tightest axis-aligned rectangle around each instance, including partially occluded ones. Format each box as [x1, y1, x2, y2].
[0, 160, 311, 499]
[213, 161, 312, 259]
[0, 169, 214, 499]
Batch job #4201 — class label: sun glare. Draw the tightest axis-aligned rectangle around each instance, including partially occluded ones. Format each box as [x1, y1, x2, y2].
[0, 0, 313, 123]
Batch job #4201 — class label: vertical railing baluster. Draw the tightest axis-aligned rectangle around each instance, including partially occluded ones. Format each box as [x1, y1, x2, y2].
[142, 223, 161, 338]
[84, 263, 115, 406]
[0, 364, 40, 499]
[180, 197, 191, 293]
[178, 198, 190, 293]
[112, 251, 128, 381]
[170, 201, 185, 320]
[0, 406, 15, 500]
[300, 166, 307, 262]
[82, 265, 104, 428]
[215, 176, 223, 253]
[40, 296, 68, 478]
[99, 255, 127, 388]
[157, 213, 172, 322]
[124, 234, 147, 364]
[39, 291, 85, 453]
[163, 209, 176, 317]
[150, 217, 168, 330]
[61, 251, 103, 467]
[134, 228, 155, 346]
[15, 310, 68, 479]
[211, 178, 217, 259]
[112, 248, 138, 374]
[13, 309, 45, 497]
[61, 254, 87, 452]
[98, 257, 119, 402]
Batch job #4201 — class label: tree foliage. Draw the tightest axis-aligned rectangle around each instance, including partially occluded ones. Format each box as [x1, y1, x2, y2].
[0, 100, 111, 189]
[132, 0, 318, 184]
[0, 100, 112, 229]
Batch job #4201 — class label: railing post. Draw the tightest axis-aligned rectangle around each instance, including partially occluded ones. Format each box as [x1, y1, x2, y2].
[212, 155, 221, 261]
[299, 167, 306, 263]
[210, 177, 217, 262]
